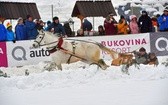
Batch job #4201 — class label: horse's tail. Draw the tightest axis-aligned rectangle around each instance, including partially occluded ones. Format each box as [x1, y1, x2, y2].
[96, 42, 119, 59]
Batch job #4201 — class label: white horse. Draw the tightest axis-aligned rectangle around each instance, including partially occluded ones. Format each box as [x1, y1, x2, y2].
[32, 31, 118, 70]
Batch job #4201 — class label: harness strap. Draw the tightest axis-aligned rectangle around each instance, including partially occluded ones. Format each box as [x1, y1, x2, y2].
[48, 46, 58, 54]
[67, 41, 76, 64]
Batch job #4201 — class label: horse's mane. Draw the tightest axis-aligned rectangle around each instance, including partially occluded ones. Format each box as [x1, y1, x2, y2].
[44, 31, 59, 39]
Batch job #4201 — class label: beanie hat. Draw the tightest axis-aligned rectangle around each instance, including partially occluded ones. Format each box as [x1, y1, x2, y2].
[6, 22, 12, 28]
[53, 16, 59, 21]
[47, 20, 51, 25]
[139, 47, 146, 52]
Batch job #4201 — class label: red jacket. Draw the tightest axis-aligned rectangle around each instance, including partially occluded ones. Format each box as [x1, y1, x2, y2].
[104, 20, 116, 35]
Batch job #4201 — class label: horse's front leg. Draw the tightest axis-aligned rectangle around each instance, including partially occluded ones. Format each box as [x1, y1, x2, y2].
[56, 64, 62, 71]
[43, 62, 56, 71]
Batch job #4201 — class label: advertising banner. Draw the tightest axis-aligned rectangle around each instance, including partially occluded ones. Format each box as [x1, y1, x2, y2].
[0, 42, 8, 67]
[150, 32, 168, 56]
[71, 33, 150, 59]
[6, 40, 51, 67]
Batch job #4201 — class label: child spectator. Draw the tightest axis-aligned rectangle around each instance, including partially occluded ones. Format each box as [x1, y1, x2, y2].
[76, 29, 84, 37]
[6, 22, 15, 42]
[129, 15, 139, 34]
[98, 25, 105, 35]
[15, 17, 27, 40]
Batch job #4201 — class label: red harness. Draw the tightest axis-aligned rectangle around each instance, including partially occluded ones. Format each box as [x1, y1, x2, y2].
[48, 37, 66, 54]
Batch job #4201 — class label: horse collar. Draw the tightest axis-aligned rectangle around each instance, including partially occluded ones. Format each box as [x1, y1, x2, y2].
[48, 37, 65, 54]
[57, 37, 64, 49]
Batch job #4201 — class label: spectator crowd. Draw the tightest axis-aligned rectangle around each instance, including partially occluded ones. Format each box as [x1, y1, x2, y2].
[0, 7, 168, 42]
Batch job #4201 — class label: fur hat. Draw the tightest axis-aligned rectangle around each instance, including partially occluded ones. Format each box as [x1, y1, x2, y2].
[6, 22, 12, 28]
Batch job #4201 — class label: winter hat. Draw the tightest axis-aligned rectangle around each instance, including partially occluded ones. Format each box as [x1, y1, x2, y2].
[17, 17, 23, 22]
[142, 11, 147, 14]
[139, 47, 146, 52]
[130, 15, 137, 20]
[6, 22, 12, 28]
[47, 20, 51, 25]
[53, 16, 59, 21]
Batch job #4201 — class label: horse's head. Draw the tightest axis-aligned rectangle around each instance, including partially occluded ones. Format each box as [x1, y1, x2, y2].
[32, 30, 46, 48]
[32, 30, 60, 49]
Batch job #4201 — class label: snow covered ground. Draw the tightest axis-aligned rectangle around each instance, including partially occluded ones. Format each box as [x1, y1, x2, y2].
[0, 57, 168, 105]
[1, 0, 168, 105]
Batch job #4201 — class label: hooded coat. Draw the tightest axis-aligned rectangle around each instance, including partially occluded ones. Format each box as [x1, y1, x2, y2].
[15, 24, 27, 40]
[138, 11, 152, 33]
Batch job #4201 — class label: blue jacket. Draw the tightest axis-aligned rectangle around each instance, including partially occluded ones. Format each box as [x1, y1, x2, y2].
[158, 14, 168, 31]
[83, 19, 92, 31]
[0, 24, 7, 41]
[15, 24, 27, 40]
[48, 22, 66, 36]
[6, 30, 15, 41]
[25, 20, 38, 39]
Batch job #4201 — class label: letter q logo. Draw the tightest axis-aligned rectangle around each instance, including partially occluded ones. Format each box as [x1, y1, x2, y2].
[12, 46, 27, 61]
[155, 37, 168, 51]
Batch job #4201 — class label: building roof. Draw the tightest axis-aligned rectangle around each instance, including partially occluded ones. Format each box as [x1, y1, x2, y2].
[0, 2, 40, 19]
[71, 0, 117, 18]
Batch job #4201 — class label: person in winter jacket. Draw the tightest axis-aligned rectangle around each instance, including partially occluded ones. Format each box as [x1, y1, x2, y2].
[0, 16, 7, 41]
[138, 11, 152, 33]
[129, 15, 139, 34]
[133, 47, 149, 64]
[6, 22, 15, 42]
[157, 7, 168, 31]
[48, 16, 66, 37]
[15, 17, 27, 40]
[25, 15, 38, 40]
[45, 20, 52, 31]
[98, 25, 105, 35]
[82, 19, 92, 31]
[151, 16, 159, 32]
[104, 14, 117, 35]
[63, 21, 72, 37]
[117, 15, 130, 35]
